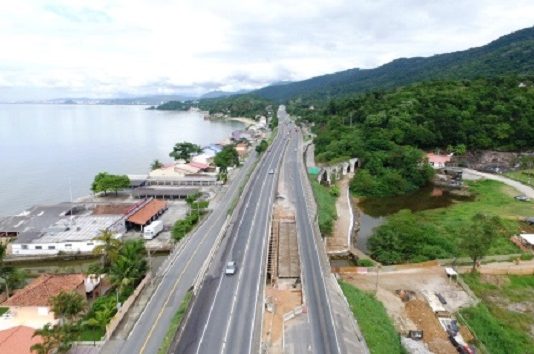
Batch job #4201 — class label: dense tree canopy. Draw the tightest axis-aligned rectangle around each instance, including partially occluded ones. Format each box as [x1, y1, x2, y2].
[91, 173, 130, 196]
[169, 142, 202, 162]
[157, 95, 275, 120]
[290, 76, 534, 196]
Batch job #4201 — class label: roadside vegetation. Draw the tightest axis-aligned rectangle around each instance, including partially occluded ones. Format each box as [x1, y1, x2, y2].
[339, 281, 405, 354]
[309, 177, 338, 235]
[214, 144, 240, 183]
[460, 273, 534, 354]
[158, 290, 193, 354]
[504, 168, 534, 188]
[171, 193, 209, 242]
[368, 180, 526, 264]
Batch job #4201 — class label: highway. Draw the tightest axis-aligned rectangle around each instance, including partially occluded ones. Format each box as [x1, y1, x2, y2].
[280, 108, 343, 353]
[101, 135, 261, 354]
[170, 109, 289, 354]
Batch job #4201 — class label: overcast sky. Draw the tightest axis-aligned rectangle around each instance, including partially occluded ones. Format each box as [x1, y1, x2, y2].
[0, 0, 533, 100]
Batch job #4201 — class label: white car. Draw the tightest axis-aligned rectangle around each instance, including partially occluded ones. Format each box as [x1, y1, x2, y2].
[225, 261, 237, 275]
[268, 169, 275, 175]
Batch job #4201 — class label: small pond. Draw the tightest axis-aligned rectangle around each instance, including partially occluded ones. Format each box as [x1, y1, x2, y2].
[354, 185, 474, 253]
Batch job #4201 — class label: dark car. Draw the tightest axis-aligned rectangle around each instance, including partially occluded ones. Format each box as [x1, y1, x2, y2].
[435, 292, 447, 304]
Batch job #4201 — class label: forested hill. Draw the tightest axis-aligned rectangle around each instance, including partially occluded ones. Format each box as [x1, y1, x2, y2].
[255, 26, 534, 102]
[289, 76, 534, 196]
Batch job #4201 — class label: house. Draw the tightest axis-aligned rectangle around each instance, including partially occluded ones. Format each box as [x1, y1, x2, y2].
[1, 274, 86, 331]
[235, 143, 249, 158]
[427, 153, 453, 169]
[0, 326, 42, 354]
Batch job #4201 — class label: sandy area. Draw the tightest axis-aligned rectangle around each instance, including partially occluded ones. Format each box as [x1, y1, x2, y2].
[262, 285, 303, 353]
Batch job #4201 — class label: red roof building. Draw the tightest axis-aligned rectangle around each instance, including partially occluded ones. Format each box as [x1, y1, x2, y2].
[0, 326, 42, 354]
[3, 274, 85, 307]
[126, 199, 167, 226]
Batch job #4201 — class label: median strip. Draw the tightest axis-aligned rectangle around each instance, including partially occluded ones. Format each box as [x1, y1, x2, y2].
[158, 290, 193, 354]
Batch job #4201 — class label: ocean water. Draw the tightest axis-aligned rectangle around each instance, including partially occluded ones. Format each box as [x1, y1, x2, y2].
[0, 104, 242, 215]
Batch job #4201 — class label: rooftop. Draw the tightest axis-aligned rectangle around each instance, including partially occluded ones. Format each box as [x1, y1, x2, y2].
[127, 199, 167, 226]
[0, 203, 76, 234]
[0, 326, 42, 354]
[520, 233, 534, 246]
[3, 274, 85, 307]
[15, 215, 124, 244]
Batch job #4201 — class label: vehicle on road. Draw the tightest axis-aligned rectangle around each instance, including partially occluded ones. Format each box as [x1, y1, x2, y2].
[268, 169, 275, 174]
[143, 220, 163, 240]
[225, 261, 237, 275]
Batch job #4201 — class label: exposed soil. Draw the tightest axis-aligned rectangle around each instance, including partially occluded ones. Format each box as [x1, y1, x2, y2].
[405, 299, 457, 354]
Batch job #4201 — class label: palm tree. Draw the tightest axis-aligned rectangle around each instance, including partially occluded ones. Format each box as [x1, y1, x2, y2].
[150, 159, 163, 170]
[31, 323, 78, 354]
[50, 291, 86, 324]
[82, 307, 113, 345]
[0, 244, 14, 298]
[92, 229, 121, 271]
[109, 240, 147, 295]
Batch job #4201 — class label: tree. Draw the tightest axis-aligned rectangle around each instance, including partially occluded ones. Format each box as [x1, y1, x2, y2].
[50, 291, 86, 324]
[0, 244, 26, 298]
[150, 159, 163, 170]
[255, 140, 268, 154]
[81, 307, 112, 345]
[31, 323, 78, 354]
[459, 213, 507, 272]
[109, 240, 147, 296]
[91, 172, 130, 196]
[169, 142, 202, 162]
[214, 144, 240, 178]
[92, 230, 121, 271]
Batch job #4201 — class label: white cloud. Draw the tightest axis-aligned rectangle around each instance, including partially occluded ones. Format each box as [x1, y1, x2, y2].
[0, 0, 533, 100]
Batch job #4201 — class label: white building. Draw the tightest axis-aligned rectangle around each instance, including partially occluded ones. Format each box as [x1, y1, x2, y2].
[11, 215, 124, 256]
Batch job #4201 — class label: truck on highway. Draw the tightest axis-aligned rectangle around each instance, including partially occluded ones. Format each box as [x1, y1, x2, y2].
[143, 220, 163, 240]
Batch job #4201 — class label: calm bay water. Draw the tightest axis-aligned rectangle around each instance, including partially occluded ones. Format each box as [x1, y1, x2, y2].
[0, 104, 242, 216]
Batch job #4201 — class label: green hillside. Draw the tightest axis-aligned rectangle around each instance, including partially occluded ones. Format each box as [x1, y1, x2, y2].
[255, 26, 534, 102]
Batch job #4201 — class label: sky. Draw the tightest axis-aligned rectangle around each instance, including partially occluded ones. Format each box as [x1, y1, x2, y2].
[0, 0, 533, 101]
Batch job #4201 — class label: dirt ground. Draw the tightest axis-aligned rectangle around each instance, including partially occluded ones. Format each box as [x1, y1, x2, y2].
[327, 174, 353, 253]
[262, 283, 303, 353]
[342, 265, 475, 353]
[405, 299, 457, 354]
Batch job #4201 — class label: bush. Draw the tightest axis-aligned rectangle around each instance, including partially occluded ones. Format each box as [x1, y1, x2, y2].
[520, 253, 534, 261]
[368, 209, 455, 264]
[309, 178, 337, 236]
[356, 259, 375, 267]
[329, 185, 340, 198]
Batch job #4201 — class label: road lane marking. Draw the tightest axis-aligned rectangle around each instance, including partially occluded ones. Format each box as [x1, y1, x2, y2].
[137, 154, 259, 353]
[220, 135, 285, 354]
[194, 135, 283, 354]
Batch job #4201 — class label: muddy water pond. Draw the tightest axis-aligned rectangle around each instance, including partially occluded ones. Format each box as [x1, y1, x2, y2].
[354, 185, 473, 253]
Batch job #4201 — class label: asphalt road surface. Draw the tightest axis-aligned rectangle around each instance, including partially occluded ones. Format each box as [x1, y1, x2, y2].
[101, 139, 260, 354]
[280, 109, 343, 354]
[171, 110, 289, 354]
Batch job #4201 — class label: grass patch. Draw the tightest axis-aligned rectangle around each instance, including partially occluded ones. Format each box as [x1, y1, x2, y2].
[504, 169, 534, 188]
[158, 290, 193, 354]
[419, 180, 532, 255]
[78, 326, 106, 342]
[339, 281, 404, 354]
[0, 307, 8, 316]
[460, 273, 534, 354]
[309, 177, 338, 236]
[370, 180, 532, 263]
